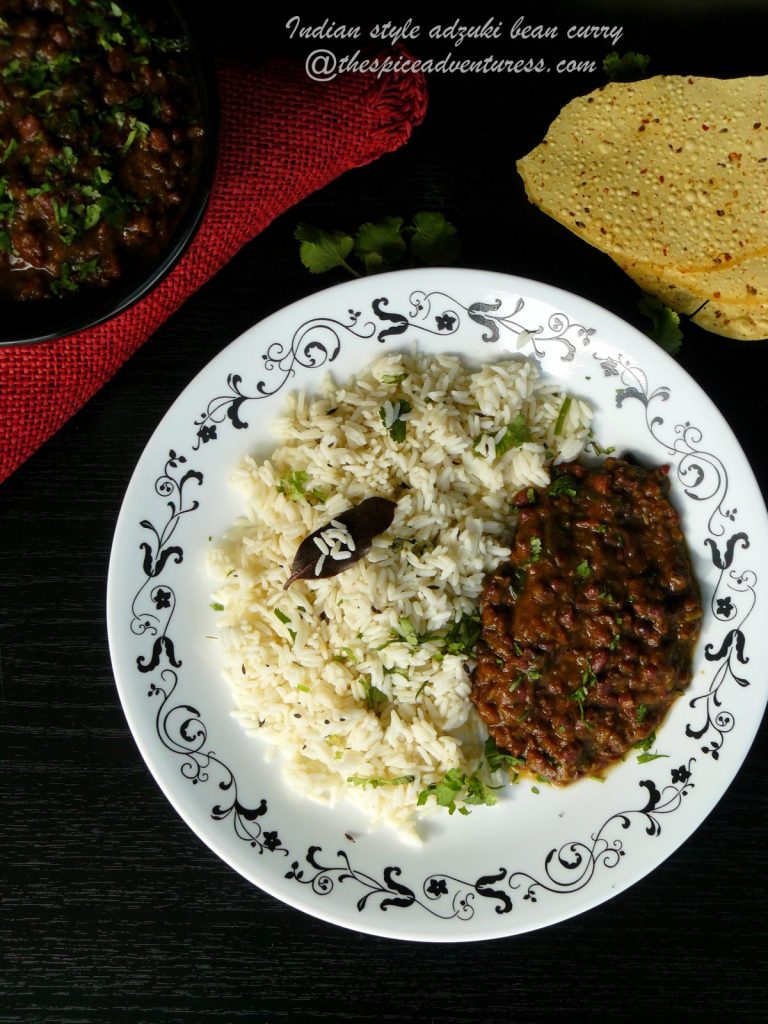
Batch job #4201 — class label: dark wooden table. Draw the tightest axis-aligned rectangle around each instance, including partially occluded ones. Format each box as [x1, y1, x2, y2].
[2, 4, 767, 1021]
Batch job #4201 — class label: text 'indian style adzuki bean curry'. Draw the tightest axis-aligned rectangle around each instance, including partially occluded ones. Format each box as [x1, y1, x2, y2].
[0, 0, 204, 299]
[471, 457, 702, 783]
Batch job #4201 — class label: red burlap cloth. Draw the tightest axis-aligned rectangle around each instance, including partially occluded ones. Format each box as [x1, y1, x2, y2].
[0, 57, 428, 484]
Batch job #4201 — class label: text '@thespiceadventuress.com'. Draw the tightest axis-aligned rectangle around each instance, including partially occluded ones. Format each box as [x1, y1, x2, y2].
[285, 16, 625, 81]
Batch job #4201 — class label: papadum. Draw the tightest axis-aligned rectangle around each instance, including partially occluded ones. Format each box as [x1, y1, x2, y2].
[518, 75, 768, 340]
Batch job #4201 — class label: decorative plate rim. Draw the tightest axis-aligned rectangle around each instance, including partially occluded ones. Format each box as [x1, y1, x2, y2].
[107, 267, 768, 942]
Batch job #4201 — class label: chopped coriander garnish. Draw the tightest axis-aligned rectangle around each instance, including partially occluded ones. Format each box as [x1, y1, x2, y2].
[496, 412, 531, 455]
[636, 704, 648, 723]
[485, 736, 526, 773]
[385, 612, 480, 659]
[273, 608, 297, 642]
[379, 397, 412, 444]
[417, 768, 496, 815]
[417, 768, 467, 815]
[334, 646, 358, 665]
[548, 474, 578, 498]
[474, 413, 531, 460]
[397, 615, 419, 647]
[360, 677, 388, 710]
[348, 774, 414, 789]
[633, 731, 669, 763]
[380, 373, 408, 384]
[439, 613, 481, 656]
[277, 470, 326, 504]
[570, 665, 597, 718]
[464, 773, 499, 807]
[529, 536, 542, 563]
[575, 559, 592, 579]
[296, 684, 310, 693]
[210, 602, 224, 611]
[633, 730, 656, 752]
[553, 396, 572, 436]
[277, 470, 308, 500]
[586, 440, 616, 456]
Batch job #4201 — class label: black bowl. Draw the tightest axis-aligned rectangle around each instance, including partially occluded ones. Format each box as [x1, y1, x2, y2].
[0, 0, 218, 347]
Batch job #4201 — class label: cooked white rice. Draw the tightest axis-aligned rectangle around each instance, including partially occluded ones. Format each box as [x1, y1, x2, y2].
[209, 351, 591, 840]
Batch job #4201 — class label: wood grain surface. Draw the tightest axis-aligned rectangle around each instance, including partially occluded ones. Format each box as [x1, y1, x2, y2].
[2, 4, 767, 1021]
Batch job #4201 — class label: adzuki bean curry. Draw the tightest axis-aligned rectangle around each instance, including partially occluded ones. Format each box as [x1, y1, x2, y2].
[471, 457, 702, 783]
[0, 0, 204, 299]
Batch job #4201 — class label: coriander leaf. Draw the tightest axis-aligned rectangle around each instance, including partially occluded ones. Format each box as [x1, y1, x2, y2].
[380, 373, 408, 384]
[347, 774, 414, 788]
[277, 470, 308, 500]
[294, 223, 358, 276]
[529, 536, 542, 563]
[379, 398, 412, 443]
[440, 613, 481, 656]
[273, 607, 296, 642]
[636, 704, 648, 723]
[638, 294, 683, 355]
[353, 215, 407, 273]
[397, 615, 419, 647]
[575, 559, 592, 579]
[360, 676, 388, 710]
[83, 203, 101, 230]
[278, 470, 325, 505]
[408, 211, 461, 266]
[417, 767, 466, 814]
[553, 395, 573, 436]
[549, 474, 578, 497]
[637, 751, 669, 764]
[582, 665, 598, 689]
[210, 602, 224, 611]
[633, 730, 656, 752]
[585, 439, 616, 456]
[495, 413, 532, 456]
[485, 736, 526, 773]
[464, 773, 498, 807]
[603, 50, 651, 82]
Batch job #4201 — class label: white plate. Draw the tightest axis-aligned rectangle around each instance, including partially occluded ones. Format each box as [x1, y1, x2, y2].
[107, 268, 768, 941]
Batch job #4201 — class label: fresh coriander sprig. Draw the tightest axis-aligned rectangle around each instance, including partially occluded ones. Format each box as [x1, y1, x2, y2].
[603, 51, 651, 82]
[295, 212, 460, 277]
[638, 294, 684, 356]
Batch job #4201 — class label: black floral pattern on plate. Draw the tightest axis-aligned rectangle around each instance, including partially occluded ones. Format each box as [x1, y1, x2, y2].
[595, 351, 753, 762]
[190, 292, 595, 449]
[122, 284, 751, 925]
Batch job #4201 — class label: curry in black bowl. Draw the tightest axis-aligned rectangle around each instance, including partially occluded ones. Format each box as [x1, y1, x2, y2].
[0, 0, 215, 344]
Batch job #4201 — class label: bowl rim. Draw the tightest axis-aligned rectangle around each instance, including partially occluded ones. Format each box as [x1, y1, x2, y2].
[0, 0, 219, 349]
